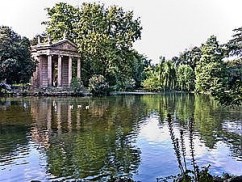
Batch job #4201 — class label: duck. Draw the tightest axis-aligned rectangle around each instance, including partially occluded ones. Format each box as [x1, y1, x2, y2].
[85, 105, 89, 109]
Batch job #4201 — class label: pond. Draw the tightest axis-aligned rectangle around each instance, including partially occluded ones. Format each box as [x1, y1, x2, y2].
[0, 94, 241, 181]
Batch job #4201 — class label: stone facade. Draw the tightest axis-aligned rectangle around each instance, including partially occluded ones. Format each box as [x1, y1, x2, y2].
[31, 38, 81, 88]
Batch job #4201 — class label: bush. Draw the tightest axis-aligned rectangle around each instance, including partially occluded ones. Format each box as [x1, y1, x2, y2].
[71, 77, 84, 93]
[88, 75, 110, 96]
[114, 78, 136, 91]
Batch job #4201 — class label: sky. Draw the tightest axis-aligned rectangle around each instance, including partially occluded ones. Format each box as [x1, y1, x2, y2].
[1, 0, 242, 63]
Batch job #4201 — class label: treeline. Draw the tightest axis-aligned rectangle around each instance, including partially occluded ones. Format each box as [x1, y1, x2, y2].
[40, 2, 150, 93]
[0, 2, 241, 104]
[0, 26, 36, 84]
[0, 2, 150, 94]
[142, 30, 242, 105]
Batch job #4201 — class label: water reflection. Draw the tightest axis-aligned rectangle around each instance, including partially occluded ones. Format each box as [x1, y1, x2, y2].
[0, 94, 242, 181]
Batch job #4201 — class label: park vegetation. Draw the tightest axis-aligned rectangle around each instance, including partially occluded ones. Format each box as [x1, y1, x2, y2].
[0, 2, 241, 105]
[41, 2, 150, 92]
[0, 26, 36, 84]
[142, 33, 242, 106]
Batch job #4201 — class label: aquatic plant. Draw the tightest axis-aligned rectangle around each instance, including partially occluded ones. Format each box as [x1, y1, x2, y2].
[157, 114, 213, 182]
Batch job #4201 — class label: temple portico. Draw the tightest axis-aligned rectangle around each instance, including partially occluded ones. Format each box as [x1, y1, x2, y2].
[31, 38, 81, 88]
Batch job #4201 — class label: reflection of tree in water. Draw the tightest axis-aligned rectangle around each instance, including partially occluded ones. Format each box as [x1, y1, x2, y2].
[219, 120, 242, 159]
[2, 95, 240, 180]
[0, 99, 32, 165]
[0, 125, 29, 163]
[193, 95, 242, 159]
[143, 93, 242, 160]
[44, 96, 145, 181]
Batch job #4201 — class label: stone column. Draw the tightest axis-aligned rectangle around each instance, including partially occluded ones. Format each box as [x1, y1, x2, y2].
[57, 55, 62, 87]
[77, 58, 81, 79]
[68, 57, 72, 87]
[47, 55, 52, 86]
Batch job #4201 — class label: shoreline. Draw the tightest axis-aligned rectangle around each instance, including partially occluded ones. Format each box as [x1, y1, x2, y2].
[0, 90, 195, 97]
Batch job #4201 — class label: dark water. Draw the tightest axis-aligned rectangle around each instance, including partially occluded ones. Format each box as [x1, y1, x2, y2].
[0, 94, 241, 181]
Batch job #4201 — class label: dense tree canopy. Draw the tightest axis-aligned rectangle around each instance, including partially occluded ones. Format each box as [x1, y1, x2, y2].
[227, 27, 242, 57]
[43, 2, 144, 89]
[142, 32, 242, 107]
[177, 65, 195, 91]
[211, 27, 242, 106]
[195, 36, 225, 93]
[0, 26, 36, 84]
[172, 46, 201, 70]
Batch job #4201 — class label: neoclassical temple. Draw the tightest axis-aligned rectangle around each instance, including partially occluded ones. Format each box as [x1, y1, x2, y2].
[31, 38, 81, 88]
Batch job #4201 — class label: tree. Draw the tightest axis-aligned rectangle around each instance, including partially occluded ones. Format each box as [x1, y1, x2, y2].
[195, 36, 225, 93]
[44, 2, 142, 88]
[128, 51, 150, 89]
[210, 27, 242, 106]
[88, 74, 110, 96]
[142, 66, 161, 91]
[211, 58, 242, 106]
[227, 27, 242, 57]
[162, 61, 176, 90]
[173, 46, 201, 70]
[177, 65, 195, 91]
[42, 2, 80, 42]
[0, 26, 36, 84]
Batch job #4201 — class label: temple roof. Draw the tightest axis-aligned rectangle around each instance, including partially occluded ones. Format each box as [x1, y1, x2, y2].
[31, 38, 80, 57]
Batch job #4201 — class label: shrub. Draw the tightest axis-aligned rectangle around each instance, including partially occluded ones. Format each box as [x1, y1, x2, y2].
[88, 75, 110, 96]
[71, 77, 84, 93]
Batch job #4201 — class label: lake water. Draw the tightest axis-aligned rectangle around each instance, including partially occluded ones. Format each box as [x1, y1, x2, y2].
[0, 94, 241, 181]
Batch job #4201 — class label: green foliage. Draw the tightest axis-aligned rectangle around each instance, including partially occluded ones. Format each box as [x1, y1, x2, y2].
[211, 59, 242, 106]
[130, 52, 151, 88]
[161, 61, 177, 90]
[173, 46, 201, 69]
[195, 36, 225, 93]
[0, 26, 36, 84]
[227, 27, 242, 57]
[142, 67, 161, 91]
[88, 75, 110, 96]
[114, 78, 136, 91]
[142, 59, 177, 91]
[177, 65, 195, 91]
[44, 2, 144, 89]
[70, 77, 84, 93]
[42, 3, 80, 42]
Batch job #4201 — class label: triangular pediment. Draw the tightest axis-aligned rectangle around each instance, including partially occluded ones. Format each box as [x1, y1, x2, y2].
[51, 39, 78, 52]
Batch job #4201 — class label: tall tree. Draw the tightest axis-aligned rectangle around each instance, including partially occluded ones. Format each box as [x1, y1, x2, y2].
[177, 65, 195, 91]
[211, 59, 242, 106]
[162, 61, 176, 90]
[173, 46, 201, 70]
[227, 27, 242, 57]
[43, 2, 142, 87]
[0, 26, 36, 84]
[42, 2, 80, 42]
[195, 36, 225, 93]
[210, 27, 242, 106]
